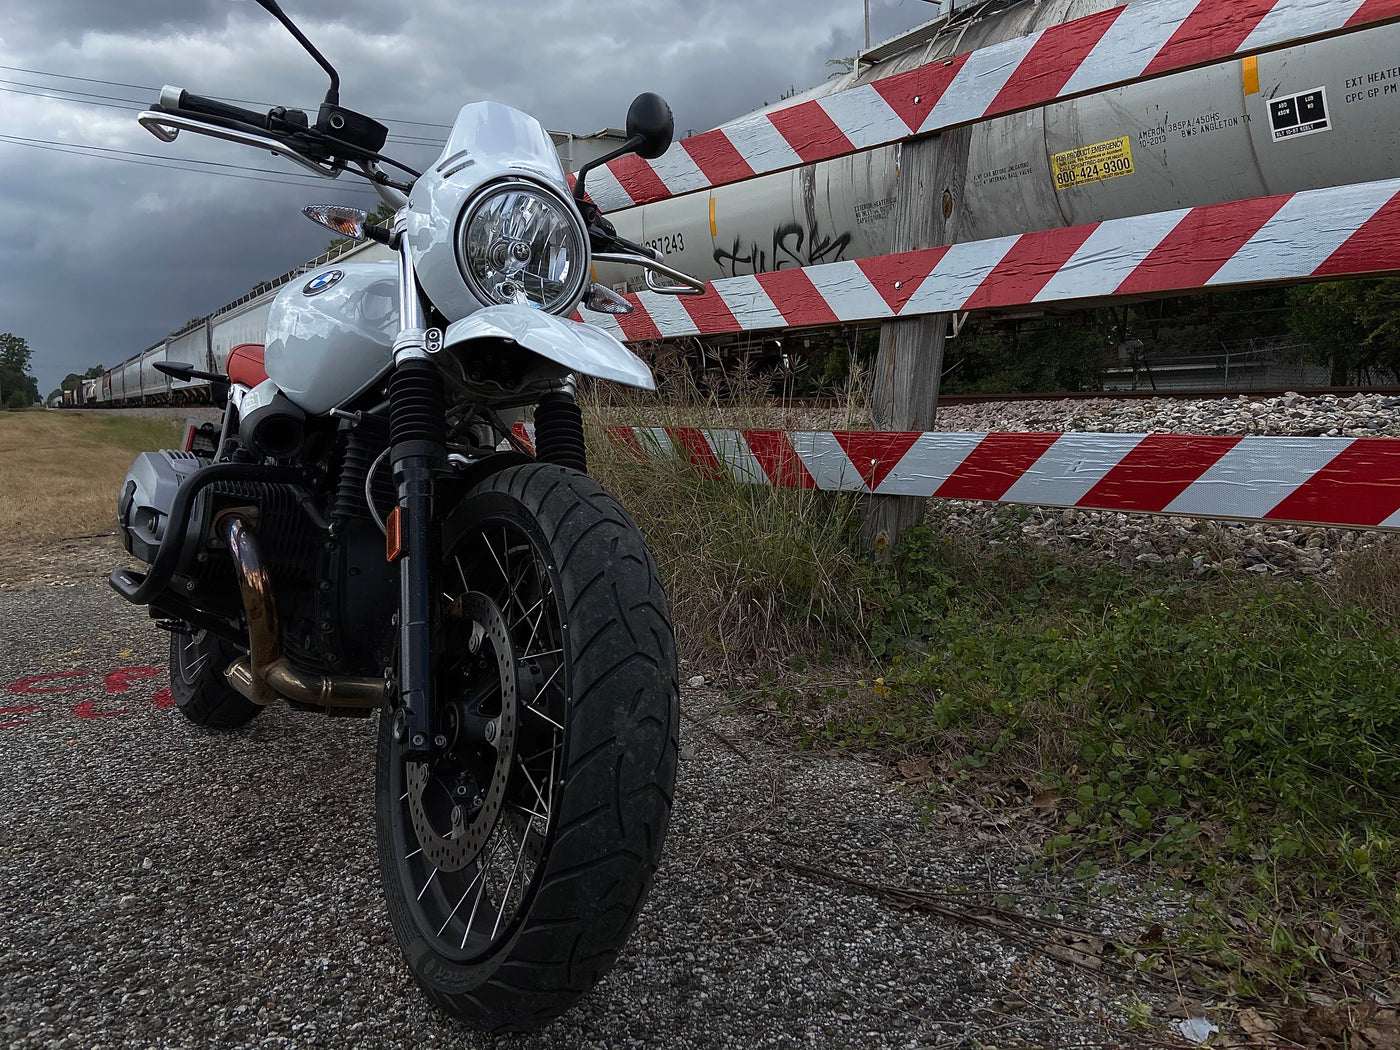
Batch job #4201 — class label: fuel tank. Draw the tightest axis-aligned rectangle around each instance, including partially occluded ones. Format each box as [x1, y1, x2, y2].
[263, 261, 400, 415]
[601, 0, 1400, 288]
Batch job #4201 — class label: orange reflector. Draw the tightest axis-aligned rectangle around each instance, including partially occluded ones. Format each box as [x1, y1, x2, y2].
[386, 506, 403, 562]
[182, 424, 196, 452]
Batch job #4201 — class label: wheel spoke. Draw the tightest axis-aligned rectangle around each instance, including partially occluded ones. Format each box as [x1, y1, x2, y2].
[492, 824, 533, 939]
[482, 533, 509, 588]
[524, 702, 562, 733]
[516, 753, 550, 816]
[509, 801, 548, 823]
[436, 860, 490, 937]
[545, 735, 558, 834]
[514, 595, 545, 649]
[416, 865, 438, 902]
[460, 832, 506, 950]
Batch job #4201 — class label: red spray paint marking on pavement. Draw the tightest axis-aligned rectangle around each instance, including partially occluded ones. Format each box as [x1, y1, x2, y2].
[1, 665, 170, 729]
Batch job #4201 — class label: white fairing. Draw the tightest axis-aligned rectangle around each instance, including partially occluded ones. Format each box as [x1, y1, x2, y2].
[406, 102, 581, 321]
[444, 307, 655, 390]
[264, 261, 399, 414]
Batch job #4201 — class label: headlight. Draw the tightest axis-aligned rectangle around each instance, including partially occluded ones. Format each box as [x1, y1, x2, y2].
[457, 180, 587, 313]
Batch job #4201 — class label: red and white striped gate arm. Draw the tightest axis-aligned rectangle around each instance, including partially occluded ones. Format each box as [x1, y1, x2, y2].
[601, 427, 1400, 530]
[583, 0, 1400, 213]
[578, 178, 1400, 341]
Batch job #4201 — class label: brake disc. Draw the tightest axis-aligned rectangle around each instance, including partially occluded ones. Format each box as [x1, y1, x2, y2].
[406, 591, 518, 874]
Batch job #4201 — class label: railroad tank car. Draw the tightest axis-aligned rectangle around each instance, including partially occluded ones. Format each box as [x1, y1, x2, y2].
[210, 299, 274, 376]
[600, 0, 1400, 289]
[138, 343, 169, 401]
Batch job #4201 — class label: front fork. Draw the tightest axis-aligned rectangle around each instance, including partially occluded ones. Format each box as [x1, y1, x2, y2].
[389, 226, 447, 757]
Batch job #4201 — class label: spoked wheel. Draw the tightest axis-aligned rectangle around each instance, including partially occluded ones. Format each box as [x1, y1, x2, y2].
[375, 464, 678, 1031]
[168, 629, 263, 728]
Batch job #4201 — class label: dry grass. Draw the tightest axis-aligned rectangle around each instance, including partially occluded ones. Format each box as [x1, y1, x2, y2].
[0, 410, 183, 586]
[1324, 534, 1400, 619]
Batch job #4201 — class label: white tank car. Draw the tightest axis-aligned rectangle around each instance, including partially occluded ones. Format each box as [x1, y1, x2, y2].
[600, 0, 1400, 288]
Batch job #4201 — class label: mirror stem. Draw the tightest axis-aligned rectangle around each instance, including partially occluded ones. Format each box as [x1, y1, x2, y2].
[253, 0, 341, 105]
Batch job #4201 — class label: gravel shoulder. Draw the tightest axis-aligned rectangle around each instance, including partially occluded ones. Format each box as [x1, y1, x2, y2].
[0, 579, 1183, 1049]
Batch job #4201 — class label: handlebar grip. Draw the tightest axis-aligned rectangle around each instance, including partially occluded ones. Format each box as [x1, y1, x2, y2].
[158, 85, 267, 129]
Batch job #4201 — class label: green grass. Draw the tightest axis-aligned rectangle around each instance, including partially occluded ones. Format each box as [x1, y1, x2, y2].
[83, 415, 187, 454]
[588, 404, 1400, 998]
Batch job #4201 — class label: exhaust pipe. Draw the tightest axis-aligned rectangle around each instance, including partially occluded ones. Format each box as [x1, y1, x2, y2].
[221, 513, 280, 706]
[219, 512, 386, 710]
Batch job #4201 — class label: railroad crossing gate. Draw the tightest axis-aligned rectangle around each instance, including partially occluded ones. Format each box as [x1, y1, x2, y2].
[571, 0, 1400, 529]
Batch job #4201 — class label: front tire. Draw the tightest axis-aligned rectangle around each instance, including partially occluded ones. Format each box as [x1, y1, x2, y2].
[375, 464, 678, 1030]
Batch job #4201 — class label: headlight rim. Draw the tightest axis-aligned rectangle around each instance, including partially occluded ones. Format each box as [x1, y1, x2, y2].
[453, 176, 589, 316]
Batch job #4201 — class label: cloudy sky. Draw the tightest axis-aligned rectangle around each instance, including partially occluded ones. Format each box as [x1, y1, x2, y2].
[0, 0, 945, 396]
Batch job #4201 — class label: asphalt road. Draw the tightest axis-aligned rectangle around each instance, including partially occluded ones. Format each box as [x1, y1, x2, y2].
[0, 578, 1165, 1049]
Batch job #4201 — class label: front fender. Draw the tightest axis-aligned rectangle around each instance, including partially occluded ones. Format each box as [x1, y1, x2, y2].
[442, 306, 655, 390]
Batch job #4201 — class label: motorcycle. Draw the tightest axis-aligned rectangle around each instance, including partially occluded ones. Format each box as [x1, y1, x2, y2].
[110, 0, 703, 1030]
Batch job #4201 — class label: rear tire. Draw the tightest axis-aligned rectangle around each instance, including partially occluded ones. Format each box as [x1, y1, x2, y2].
[375, 464, 678, 1031]
[168, 630, 263, 728]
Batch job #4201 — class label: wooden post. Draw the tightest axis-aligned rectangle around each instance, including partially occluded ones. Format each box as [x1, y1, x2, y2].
[862, 126, 972, 553]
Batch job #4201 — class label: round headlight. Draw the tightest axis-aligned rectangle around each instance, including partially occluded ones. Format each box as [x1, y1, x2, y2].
[457, 180, 587, 313]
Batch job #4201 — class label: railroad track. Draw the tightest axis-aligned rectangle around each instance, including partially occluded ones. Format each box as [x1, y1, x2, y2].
[765, 386, 1400, 409]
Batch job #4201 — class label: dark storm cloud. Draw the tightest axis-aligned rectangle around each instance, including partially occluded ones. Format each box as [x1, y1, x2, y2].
[1, 0, 945, 395]
[3, 0, 407, 48]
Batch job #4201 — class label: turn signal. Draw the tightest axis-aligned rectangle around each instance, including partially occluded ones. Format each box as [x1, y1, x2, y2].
[303, 205, 370, 240]
[386, 506, 403, 562]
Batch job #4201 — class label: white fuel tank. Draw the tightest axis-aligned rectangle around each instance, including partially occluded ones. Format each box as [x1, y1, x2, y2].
[263, 261, 400, 415]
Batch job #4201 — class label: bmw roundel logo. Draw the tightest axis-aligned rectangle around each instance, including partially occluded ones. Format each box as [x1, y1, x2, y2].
[302, 269, 344, 295]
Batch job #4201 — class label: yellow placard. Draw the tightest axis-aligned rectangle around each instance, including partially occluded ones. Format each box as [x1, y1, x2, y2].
[1051, 136, 1135, 191]
[1243, 55, 1260, 95]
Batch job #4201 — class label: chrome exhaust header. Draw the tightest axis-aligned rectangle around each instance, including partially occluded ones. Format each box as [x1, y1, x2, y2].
[219, 512, 385, 710]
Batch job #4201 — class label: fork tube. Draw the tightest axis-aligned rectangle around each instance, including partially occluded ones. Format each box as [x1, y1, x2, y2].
[389, 225, 446, 756]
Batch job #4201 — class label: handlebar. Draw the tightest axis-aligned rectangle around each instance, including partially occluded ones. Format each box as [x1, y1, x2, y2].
[142, 84, 413, 190]
[159, 86, 269, 129]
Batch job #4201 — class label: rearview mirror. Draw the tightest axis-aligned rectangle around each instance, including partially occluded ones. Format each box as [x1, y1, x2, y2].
[625, 93, 673, 160]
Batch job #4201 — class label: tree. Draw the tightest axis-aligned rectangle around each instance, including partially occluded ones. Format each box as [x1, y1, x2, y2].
[827, 56, 856, 79]
[0, 332, 39, 409]
[1288, 278, 1400, 384]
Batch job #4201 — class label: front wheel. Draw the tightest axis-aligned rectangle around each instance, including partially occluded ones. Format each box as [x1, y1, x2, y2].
[374, 464, 678, 1031]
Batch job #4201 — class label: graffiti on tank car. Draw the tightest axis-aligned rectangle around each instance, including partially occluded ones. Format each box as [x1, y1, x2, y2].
[3, 664, 172, 729]
[714, 237, 768, 277]
[773, 221, 853, 270]
[714, 218, 854, 278]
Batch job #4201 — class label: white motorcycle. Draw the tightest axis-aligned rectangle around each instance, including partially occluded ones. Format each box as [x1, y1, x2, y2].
[111, 0, 701, 1029]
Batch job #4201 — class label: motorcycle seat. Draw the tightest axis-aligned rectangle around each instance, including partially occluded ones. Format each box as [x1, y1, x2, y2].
[227, 343, 268, 387]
